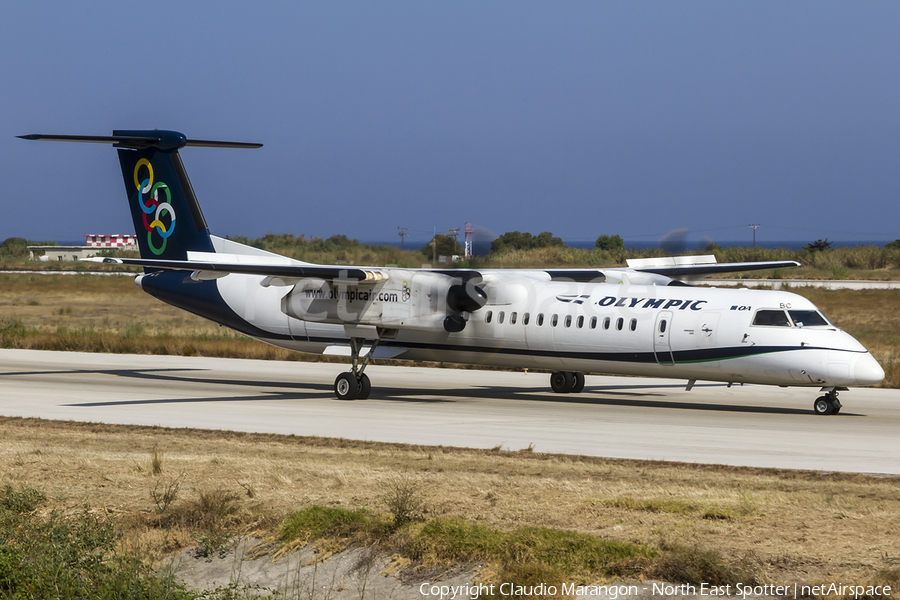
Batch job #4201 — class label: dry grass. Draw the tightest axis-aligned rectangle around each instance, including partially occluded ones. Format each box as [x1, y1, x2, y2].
[2, 416, 899, 588]
[0, 273, 219, 336]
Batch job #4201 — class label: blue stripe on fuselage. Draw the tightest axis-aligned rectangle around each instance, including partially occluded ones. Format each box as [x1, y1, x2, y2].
[138, 271, 292, 340]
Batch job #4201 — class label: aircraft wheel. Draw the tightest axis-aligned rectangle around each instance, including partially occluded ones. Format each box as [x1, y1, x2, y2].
[813, 396, 834, 416]
[357, 373, 372, 400]
[550, 371, 575, 393]
[571, 372, 585, 394]
[334, 372, 359, 400]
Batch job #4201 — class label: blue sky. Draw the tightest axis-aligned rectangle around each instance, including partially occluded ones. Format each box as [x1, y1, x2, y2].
[3, 2, 899, 248]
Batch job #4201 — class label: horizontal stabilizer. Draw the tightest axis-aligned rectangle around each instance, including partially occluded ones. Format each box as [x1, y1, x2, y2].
[18, 131, 261, 151]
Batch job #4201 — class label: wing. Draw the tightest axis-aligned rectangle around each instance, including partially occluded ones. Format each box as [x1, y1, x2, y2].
[88, 252, 798, 284]
[87, 255, 385, 282]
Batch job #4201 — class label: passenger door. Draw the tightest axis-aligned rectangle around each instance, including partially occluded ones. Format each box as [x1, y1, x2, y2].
[654, 311, 674, 365]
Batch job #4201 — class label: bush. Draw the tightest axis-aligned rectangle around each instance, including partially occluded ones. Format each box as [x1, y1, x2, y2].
[0, 494, 193, 599]
[381, 472, 427, 529]
[0, 485, 46, 513]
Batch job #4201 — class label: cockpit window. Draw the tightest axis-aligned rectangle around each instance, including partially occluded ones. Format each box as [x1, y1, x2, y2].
[788, 310, 830, 327]
[752, 309, 791, 327]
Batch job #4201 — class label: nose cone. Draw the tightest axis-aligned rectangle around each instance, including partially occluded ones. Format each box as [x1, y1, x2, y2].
[855, 353, 885, 386]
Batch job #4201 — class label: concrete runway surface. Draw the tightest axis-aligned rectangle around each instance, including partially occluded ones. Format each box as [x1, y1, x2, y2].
[1, 349, 897, 474]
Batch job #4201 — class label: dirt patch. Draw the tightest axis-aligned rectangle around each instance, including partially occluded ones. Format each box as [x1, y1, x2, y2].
[167, 538, 477, 599]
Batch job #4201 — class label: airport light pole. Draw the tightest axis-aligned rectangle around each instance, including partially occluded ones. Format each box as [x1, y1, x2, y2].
[749, 224, 760, 248]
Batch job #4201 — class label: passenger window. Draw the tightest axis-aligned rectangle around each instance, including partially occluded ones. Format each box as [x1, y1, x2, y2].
[498, 311, 505, 324]
[616, 317, 624, 331]
[523, 313, 530, 325]
[590, 316, 597, 329]
[485, 311, 492, 324]
[551, 314, 559, 327]
[659, 319, 667, 333]
[565, 315, 572, 328]
[630, 318, 637, 331]
[510, 312, 517, 325]
[537, 313, 544, 326]
[603, 317, 610, 330]
[576, 315, 584, 329]
[752, 310, 790, 327]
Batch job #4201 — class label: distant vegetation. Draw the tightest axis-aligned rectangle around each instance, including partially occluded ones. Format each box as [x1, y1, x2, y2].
[224, 233, 426, 267]
[595, 234, 625, 252]
[0, 236, 58, 258]
[6, 233, 900, 279]
[490, 230, 564, 252]
[421, 233, 463, 258]
[803, 238, 834, 252]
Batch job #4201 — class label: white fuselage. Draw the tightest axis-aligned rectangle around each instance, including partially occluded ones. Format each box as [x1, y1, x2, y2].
[203, 269, 883, 390]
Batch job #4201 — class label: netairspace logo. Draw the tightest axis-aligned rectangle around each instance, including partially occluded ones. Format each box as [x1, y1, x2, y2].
[417, 581, 893, 599]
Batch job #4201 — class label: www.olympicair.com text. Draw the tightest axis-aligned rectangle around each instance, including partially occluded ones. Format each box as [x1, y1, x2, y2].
[418, 582, 892, 599]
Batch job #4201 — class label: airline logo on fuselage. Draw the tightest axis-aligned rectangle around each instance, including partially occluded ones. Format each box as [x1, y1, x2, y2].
[595, 296, 708, 311]
[303, 289, 401, 303]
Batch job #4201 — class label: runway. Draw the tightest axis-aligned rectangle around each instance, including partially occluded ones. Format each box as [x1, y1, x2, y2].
[1, 348, 897, 475]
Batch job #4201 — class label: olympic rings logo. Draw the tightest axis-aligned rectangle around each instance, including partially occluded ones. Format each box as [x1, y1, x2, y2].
[133, 159, 176, 255]
[401, 281, 411, 302]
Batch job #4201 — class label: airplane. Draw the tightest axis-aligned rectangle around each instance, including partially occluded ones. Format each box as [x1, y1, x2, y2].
[19, 130, 885, 415]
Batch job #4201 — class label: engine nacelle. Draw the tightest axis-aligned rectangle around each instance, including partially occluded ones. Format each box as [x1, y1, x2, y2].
[280, 271, 485, 333]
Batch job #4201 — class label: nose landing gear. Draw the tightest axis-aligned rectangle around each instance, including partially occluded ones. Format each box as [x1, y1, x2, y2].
[813, 388, 842, 415]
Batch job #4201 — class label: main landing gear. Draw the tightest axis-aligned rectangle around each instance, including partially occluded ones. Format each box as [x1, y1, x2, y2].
[334, 337, 379, 400]
[813, 388, 842, 415]
[550, 371, 585, 394]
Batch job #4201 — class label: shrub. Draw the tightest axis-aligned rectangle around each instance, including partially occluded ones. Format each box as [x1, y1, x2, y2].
[0, 503, 193, 599]
[381, 472, 427, 529]
[0, 485, 46, 513]
[645, 541, 756, 586]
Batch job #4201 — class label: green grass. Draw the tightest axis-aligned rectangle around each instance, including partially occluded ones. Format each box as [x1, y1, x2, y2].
[408, 518, 656, 578]
[277, 510, 662, 590]
[0, 484, 46, 513]
[600, 496, 698, 514]
[279, 505, 382, 544]
[599, 496, 752, 521]
[646, 541, 758, 587]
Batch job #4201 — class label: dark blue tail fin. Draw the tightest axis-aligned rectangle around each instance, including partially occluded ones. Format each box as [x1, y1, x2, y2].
[115, 134, 214, 259]
[18, 129, 262, 260]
